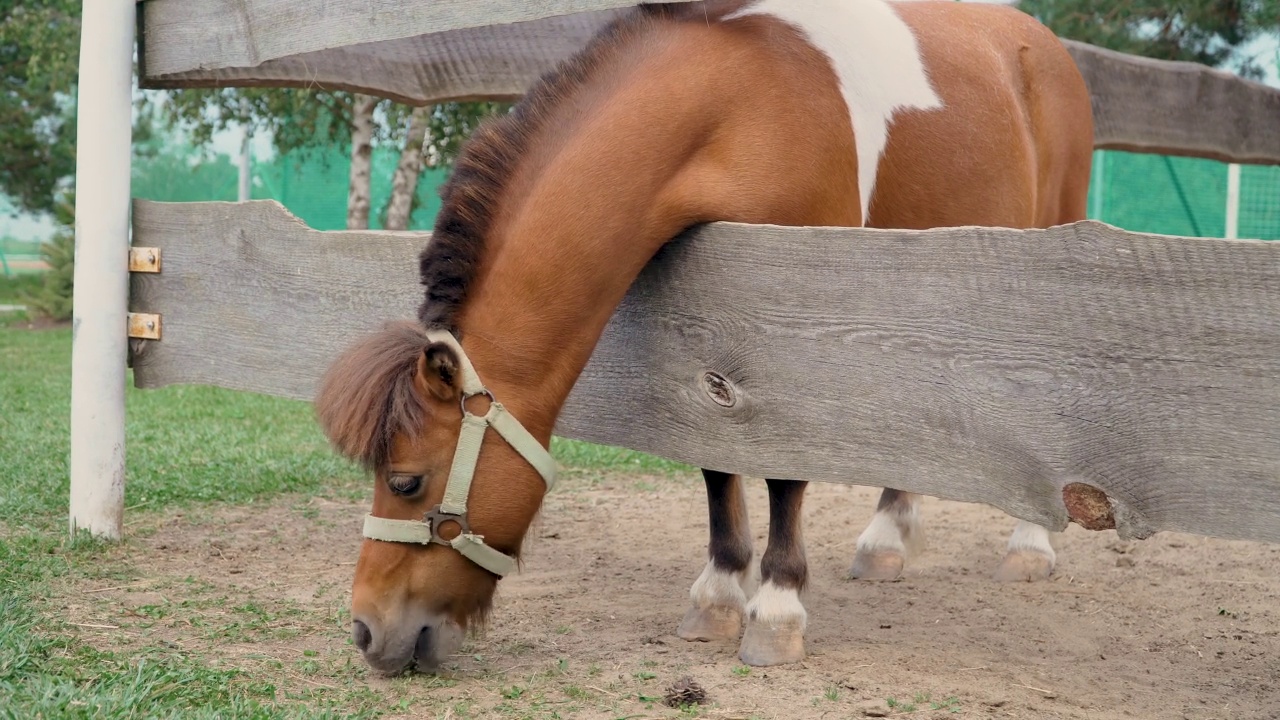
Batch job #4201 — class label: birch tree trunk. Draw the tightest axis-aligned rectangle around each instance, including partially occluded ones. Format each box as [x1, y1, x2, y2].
[346, 94, 378, 230]
[383, 105, 432, 231]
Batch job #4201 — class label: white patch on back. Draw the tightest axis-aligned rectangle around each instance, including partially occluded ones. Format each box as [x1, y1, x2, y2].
[723, 0, 943, 224]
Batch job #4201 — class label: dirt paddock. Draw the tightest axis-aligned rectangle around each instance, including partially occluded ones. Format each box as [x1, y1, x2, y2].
[61, 470, 1280, 719]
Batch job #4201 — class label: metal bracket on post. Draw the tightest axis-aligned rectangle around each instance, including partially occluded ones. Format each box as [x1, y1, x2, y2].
[126, 247, 161, 366]
[127, 312, 162, 340]
[128, 246, 161, 273]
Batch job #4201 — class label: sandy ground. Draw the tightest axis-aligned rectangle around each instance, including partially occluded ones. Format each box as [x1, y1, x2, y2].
[59, 470, 1280, 719]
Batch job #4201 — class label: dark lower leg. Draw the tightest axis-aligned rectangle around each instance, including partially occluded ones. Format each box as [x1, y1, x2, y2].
[704, 470, 753, 575]
[758, 479, 808, 592]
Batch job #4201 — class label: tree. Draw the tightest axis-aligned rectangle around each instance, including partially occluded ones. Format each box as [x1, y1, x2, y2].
[382, 101, 508, 230]
[1016, 0, 1280, 80]
[152, 87, 509, 230]
[0, 0, 80, 215]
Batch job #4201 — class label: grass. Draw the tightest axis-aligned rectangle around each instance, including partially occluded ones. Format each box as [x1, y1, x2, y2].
[0, 324, 696, 719]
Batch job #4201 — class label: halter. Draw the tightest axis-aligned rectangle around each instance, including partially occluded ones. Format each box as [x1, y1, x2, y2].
[360, 330, 558, 577]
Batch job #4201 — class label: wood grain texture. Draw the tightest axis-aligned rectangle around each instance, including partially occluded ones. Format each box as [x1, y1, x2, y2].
[1062, 40, 1280, 166]
[130, 199, 1280, 545]
[134, 1, 1280, 164]
[136, 1, 639, 103]
[128, 200, 424, 400]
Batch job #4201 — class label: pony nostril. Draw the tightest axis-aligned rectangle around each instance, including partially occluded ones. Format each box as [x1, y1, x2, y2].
[352, 620, 373, 653]
[413, 626, 433, 663]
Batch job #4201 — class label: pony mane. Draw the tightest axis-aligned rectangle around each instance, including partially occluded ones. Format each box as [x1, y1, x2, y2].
[314, 320, 433, 469]
[416, 3, 694, 332]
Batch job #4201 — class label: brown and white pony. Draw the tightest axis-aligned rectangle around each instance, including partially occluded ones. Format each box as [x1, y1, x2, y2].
[315, 0, 1094, 673]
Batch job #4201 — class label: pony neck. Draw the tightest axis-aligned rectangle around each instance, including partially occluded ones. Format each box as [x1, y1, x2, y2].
[444, 15, 861, 439]
[451, 48, 722, 438]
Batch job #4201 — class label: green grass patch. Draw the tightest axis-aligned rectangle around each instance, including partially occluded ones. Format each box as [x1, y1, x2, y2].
[551, 435, 692, 475]
[0, 327, 367, 527]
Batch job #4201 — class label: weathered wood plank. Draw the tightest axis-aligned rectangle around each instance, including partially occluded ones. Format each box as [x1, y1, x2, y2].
[1062, 40, 1280, 166]
[130, 199, 1280, 545]
[135, 0, 1280, 165]
[137, 4, 635, 105]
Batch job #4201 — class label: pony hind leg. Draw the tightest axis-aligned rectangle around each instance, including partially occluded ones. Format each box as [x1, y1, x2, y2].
[848, 488, 925, 580]
[678, 470, 753, 642]
[739, 479, 808, 667]
[993, 519, 1057, 582]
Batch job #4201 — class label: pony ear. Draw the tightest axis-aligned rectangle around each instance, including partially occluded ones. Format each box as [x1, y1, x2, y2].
[417, 342, 462, 402]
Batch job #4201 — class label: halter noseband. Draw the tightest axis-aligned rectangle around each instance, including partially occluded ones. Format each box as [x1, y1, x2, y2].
[360, 330, 558, 577]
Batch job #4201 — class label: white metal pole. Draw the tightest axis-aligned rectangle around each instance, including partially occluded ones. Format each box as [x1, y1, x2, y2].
[69, 0, 136, 540]
[1089, 149, 1106, 221]
[1225, 163, 1241, 240]
[238, 99, 252, 202]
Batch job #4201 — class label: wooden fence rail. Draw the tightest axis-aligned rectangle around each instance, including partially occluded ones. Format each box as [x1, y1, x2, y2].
[135, 0, 1280, 166]
[129, 200, 1280, 545]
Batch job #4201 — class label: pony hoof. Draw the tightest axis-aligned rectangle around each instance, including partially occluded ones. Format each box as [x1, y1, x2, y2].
[677, 604, 742, 642]
[738, 620, 805, 667]
[993, 549, 1054, 582]
[848, 550, 905, 581]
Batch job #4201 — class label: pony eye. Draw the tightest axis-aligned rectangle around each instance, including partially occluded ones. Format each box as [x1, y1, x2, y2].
[387, 474, 423, 497]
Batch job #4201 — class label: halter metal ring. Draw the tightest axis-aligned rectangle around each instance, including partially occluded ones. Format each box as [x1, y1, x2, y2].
[424, 505, 472, 546]
[461, 388, 496, 416]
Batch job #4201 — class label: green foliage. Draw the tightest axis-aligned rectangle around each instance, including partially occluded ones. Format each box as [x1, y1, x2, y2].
[17, 193, 74, 321]
[146, 88, 511, 223]
[151, 89, 509, 174]
[424, 101, 513, 172]
[0, 275, 41, 307]
[0, 0, 80, 215]
[1018, 0, 1280, 79]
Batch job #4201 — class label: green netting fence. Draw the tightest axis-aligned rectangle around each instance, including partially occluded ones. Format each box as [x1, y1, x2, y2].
[130, 143, 449, 231]
[129, 144, 1280, 240]
[1087, 150, 1280, 240]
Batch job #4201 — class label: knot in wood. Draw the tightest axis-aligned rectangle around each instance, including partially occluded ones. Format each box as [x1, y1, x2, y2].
[1062, 482, 1116, 531]
[700, 371, 737, 408]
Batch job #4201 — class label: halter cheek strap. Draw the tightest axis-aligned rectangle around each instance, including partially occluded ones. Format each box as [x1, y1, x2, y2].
[360, 330, 558, 577]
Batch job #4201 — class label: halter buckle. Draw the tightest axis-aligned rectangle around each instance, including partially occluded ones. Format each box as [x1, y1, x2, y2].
[423, 505, 472, 546]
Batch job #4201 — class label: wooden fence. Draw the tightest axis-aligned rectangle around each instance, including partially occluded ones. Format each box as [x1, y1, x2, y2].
[129, 199, 1280, 544]
[69, 0, 1280, 543]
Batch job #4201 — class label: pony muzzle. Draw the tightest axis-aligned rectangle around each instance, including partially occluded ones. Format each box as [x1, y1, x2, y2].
[350, 611, 464, 675]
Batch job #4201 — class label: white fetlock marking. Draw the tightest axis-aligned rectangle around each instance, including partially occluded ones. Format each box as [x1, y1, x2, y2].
[1006, 520, 1056, 563]
[689, 560, 748, 610]
[745, 581, 807, 631]
[855, 504, 924, 558]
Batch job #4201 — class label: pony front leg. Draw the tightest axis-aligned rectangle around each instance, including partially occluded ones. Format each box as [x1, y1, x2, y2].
[993, 520, 1057, 582]
[849, 488, 925, 580]
[678, 470, 753, 642]
[739, 479, 808, 667]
